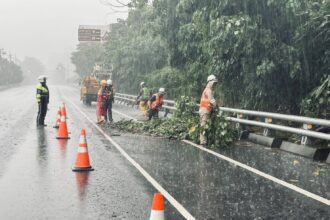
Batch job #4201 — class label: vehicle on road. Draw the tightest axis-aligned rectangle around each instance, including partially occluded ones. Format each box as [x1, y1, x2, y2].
[80, 75, 99, 105]
[80, 63, 111, 105]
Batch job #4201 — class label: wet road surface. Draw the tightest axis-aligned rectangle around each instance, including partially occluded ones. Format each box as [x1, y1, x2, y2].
[0, 85, 181, 219]
[61, 86, 330, 218]
[0, 85, 329, 219]
[111, 134, 330, 219]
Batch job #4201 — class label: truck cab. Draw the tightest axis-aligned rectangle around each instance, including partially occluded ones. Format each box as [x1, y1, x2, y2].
[80, 76, 100, 105]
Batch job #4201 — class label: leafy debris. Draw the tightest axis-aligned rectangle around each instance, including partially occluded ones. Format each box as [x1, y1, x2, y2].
[110, 96, 237, 148]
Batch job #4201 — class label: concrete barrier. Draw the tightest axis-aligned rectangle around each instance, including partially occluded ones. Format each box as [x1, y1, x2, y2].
[327, 154, 330, 164]
[241, 132, 330, 162]
[280, 141, 330, 162]
[244, 132, 282, 148]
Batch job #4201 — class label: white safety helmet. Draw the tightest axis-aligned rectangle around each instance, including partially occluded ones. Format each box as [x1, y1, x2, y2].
[37, 75, 48, 82]
[140, 82, 145, 87]
[207, 74, 218, 83]
[107, 79, 112, 85]
[159, 88, 165, 94]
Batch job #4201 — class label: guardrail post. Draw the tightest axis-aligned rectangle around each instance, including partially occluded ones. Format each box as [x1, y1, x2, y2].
[236, 114, 250, 140]
[263, 118, 273, 137]
[301, 123, 312, 145]
[235, 114, 246, 130]
[164, 108, 169, 117]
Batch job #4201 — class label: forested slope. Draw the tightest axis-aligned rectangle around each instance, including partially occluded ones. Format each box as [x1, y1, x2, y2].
[71, 0, 329, 118]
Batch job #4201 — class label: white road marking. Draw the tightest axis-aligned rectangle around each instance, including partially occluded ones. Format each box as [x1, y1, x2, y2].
[110, 106, 330, 206]
[182, 140, 330, 206]
[65, 97, 196, 220]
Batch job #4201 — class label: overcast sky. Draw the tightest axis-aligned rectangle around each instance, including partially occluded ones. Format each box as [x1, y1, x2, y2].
[0, 0, 128, 72]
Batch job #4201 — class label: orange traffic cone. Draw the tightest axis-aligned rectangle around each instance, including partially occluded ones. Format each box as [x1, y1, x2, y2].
[150, 193, 165, 220]
[53, 107, 61, 128]
[72, 129, 94, 172]
[56, 105, 70, 139]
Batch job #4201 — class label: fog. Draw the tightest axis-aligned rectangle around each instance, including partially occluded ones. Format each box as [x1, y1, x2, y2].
[0, 0, 127, 80]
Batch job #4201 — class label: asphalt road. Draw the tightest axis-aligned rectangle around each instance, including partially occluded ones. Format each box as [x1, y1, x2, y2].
[0, 84, 329, 219]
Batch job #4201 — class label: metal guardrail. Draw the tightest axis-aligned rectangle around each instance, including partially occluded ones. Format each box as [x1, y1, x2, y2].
[114, 93, 330, 143]
[219, 107, 330, 127]
[229, 117, 330, 141]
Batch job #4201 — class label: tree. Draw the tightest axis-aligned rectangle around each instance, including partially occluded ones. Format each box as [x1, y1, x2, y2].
[104, 5, 167, 94]
[0, 49, 23, 85]
[73, 0, 329, 115]
[71, 43, 105, 77]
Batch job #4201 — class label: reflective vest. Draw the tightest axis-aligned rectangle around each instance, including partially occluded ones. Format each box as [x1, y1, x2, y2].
[150, 93, 163, 110]
[199, 88, 213, 112]
[142, 87, 151, 99]
[36, 83, 49, 103]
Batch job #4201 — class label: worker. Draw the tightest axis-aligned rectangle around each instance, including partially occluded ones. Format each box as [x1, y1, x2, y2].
[199, 74, 218, 146]
[136, 82, 145, 102]
[148, 88, 165, 120]
[137, 82, 151, 116]
[104, 79, 114, 122]
[36, 75, 49, 127]
[96, 80, 108, 124]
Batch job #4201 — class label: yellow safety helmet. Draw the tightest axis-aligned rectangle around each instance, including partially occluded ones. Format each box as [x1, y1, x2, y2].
[100, 80, 107, 85]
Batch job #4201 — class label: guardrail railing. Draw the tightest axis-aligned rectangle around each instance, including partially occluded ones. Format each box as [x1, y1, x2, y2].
[114, 93, 330, 144]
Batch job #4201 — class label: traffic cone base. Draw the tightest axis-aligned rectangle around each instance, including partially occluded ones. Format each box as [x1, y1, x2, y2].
[56, 136, 70, 139]
[72, 166, 94, 172]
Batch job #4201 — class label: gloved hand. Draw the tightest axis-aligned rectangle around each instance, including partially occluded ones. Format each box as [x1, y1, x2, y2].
[211, 104, 219, 115]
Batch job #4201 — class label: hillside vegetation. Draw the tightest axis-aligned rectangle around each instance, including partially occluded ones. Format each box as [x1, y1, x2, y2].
[71, 0, 330, 118]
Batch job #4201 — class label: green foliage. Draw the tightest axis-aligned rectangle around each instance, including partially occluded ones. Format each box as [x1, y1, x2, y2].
[0, 50, 23, 85]
[112, 96, 237, 148]
[174, 0, 328, 113]
[72, 0, 329, 115]
[173, 0, 329, 113]
[145, 67, 185, 99]
[174, 95, 198, 118]
[71, 43, 105, 77]
[104, 7, 167, 94]
[203, 111, 238, 148]
[301, 75, 330, 119]
[112, 116, 198, 140]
